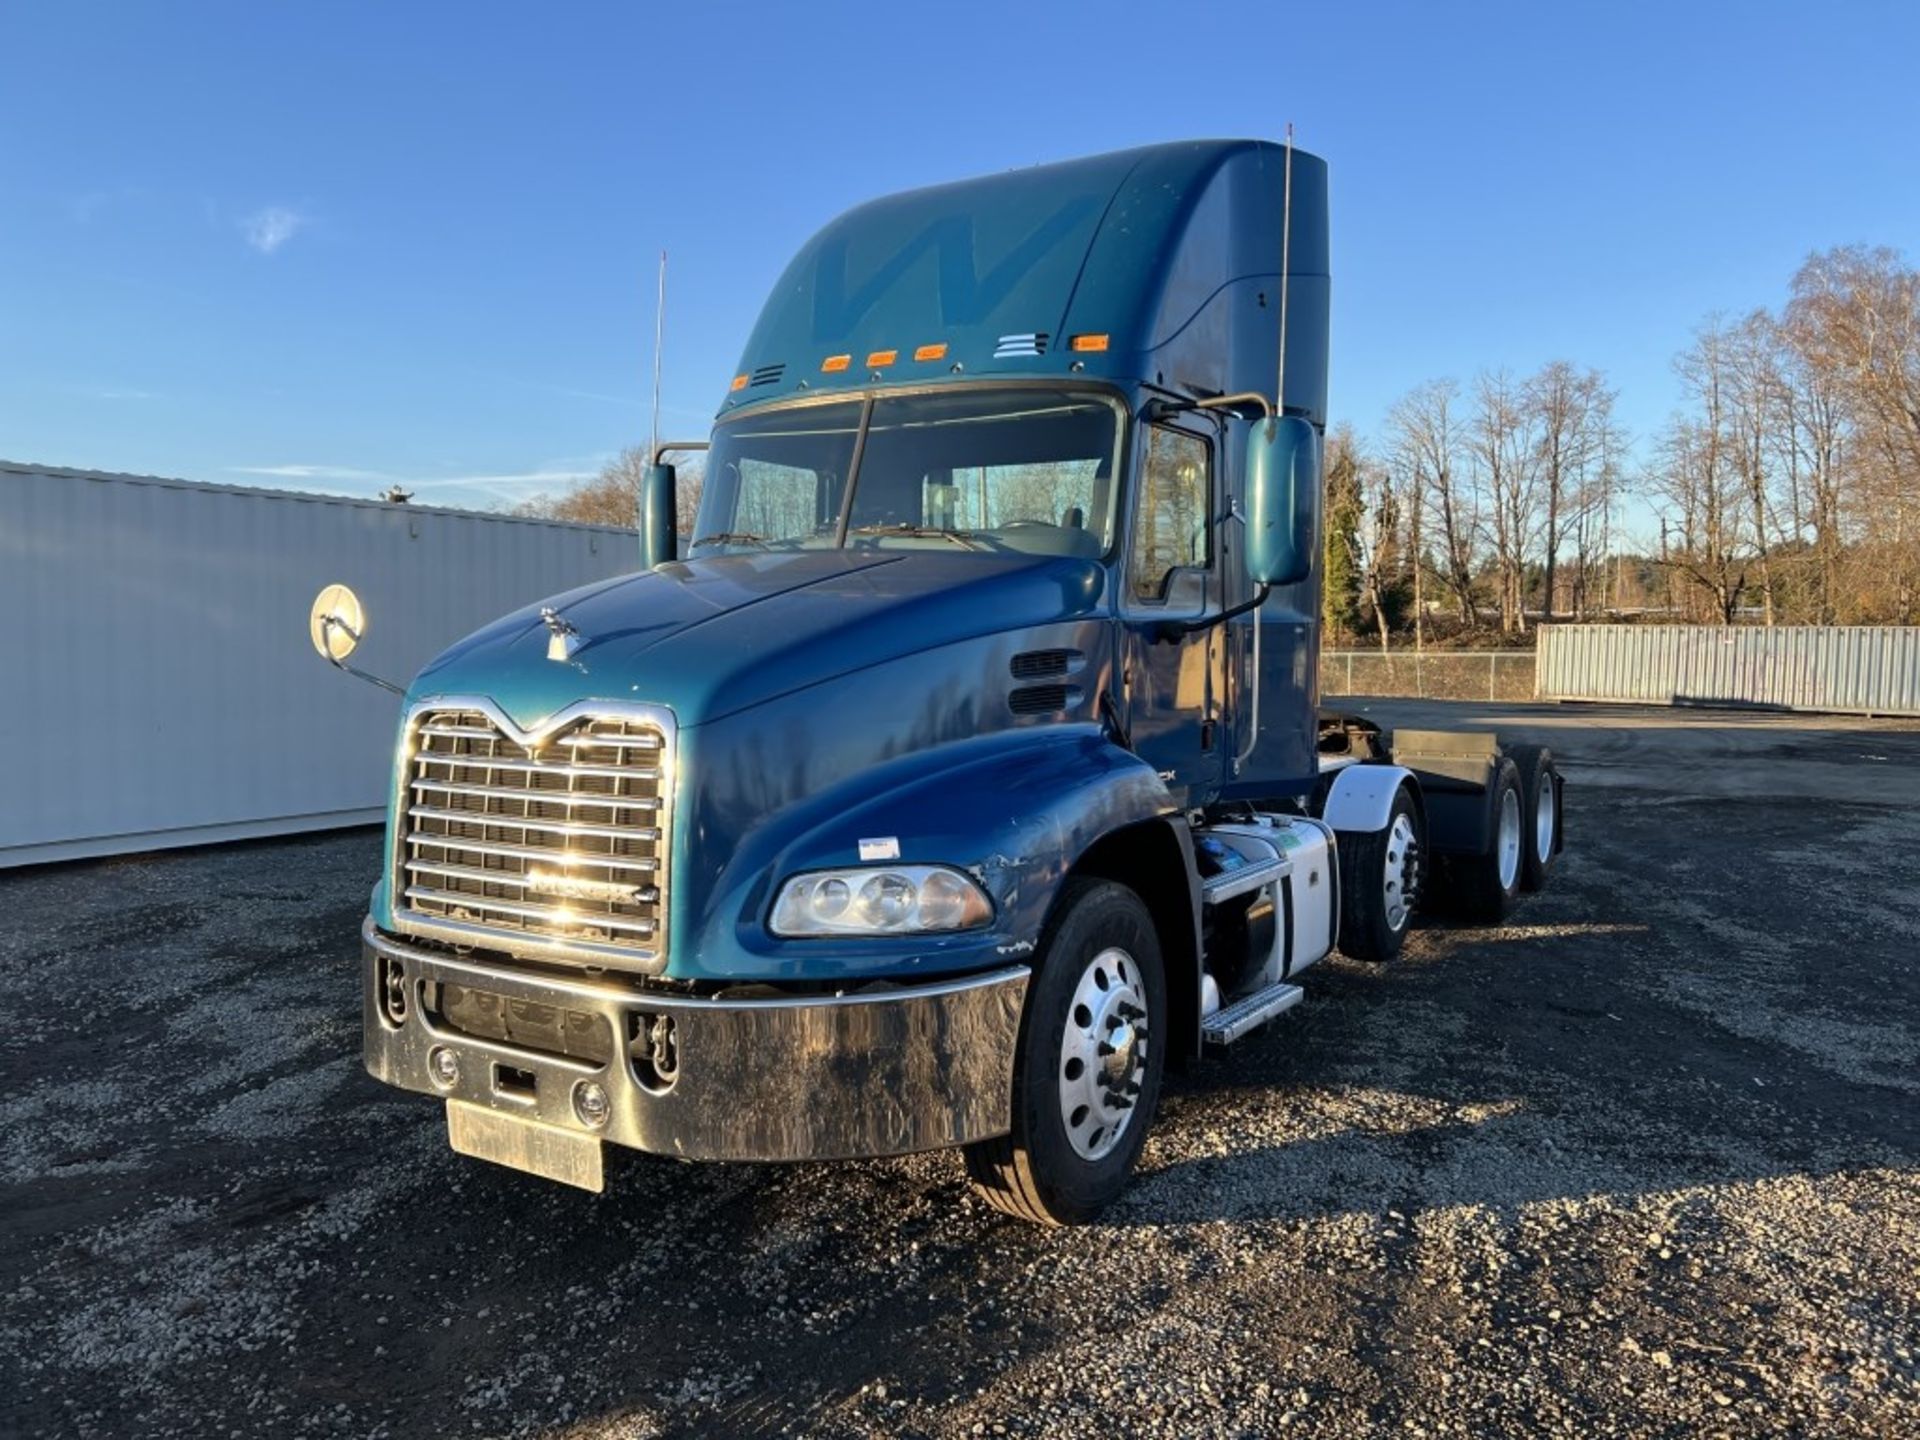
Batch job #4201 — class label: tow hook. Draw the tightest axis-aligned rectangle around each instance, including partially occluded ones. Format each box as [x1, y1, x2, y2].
[378, 955, 408, 1025]
[630, 1011, 679, 1092]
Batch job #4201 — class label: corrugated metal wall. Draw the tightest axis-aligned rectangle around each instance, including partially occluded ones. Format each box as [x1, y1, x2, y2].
[1537, 624, 1920, 715]
[1, 464, 639, 866]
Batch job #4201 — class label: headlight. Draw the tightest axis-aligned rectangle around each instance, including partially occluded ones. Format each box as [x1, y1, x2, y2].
[770, 865, 993, 937]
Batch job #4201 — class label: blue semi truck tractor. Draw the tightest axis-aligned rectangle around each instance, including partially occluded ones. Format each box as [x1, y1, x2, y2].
[312, 139, 1562, 1224]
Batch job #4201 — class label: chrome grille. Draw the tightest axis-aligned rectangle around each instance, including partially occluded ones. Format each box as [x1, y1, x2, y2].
[395, 704, 671, 970]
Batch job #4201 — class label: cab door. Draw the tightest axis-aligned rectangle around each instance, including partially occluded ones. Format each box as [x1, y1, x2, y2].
[1119, 421, 1224, 806]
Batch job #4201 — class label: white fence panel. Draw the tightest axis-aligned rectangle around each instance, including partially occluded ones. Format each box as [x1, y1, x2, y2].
[1537, 624, 1920, 716]
[1, 464, 638, 866]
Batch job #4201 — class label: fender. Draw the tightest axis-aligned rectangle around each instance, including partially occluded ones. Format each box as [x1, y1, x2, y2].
[1319, 762, 1417, 833]
[679, 724, 1178, 984]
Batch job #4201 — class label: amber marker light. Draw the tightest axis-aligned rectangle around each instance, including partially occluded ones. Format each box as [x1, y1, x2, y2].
[821, 354, 852, 373]
[729, 374, 749, 392]
[913, 343, 949, 362]
[865, 349, 898, 368]
[1069, 334, 1110, 353]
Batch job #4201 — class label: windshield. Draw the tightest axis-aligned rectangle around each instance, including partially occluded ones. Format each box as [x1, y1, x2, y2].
[690, 387, 1124, 558]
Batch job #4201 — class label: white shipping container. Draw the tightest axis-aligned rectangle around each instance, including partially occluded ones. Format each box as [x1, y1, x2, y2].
[0, 463, 639, 866]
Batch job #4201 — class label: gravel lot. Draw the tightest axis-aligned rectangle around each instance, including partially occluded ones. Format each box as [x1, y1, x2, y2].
[4, 700, 1917, 1439]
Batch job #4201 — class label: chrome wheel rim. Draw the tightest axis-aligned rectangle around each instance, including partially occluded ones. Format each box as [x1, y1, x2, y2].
[1383, 812, 1418, 932]
[1534, 779, 1554, 863]
[1059, 946, 1147, 1162]
[1498, 787, 1522, 891]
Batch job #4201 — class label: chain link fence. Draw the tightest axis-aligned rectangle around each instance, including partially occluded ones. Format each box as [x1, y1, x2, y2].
[1323, 650, 1537, 702]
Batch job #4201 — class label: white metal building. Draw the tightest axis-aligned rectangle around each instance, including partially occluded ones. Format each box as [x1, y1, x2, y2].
[0, 462, 639, 867]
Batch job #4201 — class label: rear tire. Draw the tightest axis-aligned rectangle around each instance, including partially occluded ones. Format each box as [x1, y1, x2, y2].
[1450, 757, 1524, 922]
[1508, 744, 1559, 892]
[1335, 784, 1423, 963]
[963, 878, 1166, 1226]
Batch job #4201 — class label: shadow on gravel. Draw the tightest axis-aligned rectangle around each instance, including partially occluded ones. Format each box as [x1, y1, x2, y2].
[1109, 900, 1919, 1230]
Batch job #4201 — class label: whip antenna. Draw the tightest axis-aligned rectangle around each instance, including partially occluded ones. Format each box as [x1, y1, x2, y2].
[649, 249, 667, 476]
[643, 249, 667, 563]
[1276, 123, 1294, 418]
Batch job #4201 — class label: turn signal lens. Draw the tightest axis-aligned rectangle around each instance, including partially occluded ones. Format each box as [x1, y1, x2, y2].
[1069, 333, 1110, 353]
[821, 354, 852, 373]
[770, 864, 993, 937]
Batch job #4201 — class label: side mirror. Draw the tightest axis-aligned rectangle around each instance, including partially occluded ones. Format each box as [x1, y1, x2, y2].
[1244, 415, 1319, 587]
[309, 582, 366, 661]
[306, 582, 404, 695]
[641, 463, 677, 568]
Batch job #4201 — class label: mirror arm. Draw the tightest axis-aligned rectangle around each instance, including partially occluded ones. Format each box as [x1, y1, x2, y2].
[1147, 584, 1271, 644]
[320, 617, 405, 696]
[1143, 392, 1275, 425]
[650, 439, 709, 465]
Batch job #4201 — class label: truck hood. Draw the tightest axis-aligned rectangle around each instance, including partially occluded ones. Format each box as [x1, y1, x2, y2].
[410, 549, 1107, 729]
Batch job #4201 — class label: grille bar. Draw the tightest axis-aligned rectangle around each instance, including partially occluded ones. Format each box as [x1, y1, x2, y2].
[418, 722, 661, 751]
[407, 834, 658, 873]
[403, 859, 660, 901]
[410, 777, 662, 813]
[406, 804, 660, 843]
[415, 754, 661, 783]
[403, 886, 658, 935]
[395, 704, 672, 970]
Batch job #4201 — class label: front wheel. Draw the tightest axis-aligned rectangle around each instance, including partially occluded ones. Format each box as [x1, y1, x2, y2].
[963, 878, 1166, 1226]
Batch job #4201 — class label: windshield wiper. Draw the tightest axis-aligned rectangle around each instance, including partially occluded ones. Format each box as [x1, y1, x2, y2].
[689, 531, 772, 550]
[844, 522, 988, 551]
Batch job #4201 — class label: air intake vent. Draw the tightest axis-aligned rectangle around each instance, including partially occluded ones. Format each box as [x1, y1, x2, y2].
[1010, 647, 1084, 682]
[992, 332, 1049, 358]
[1009, 684, 1081, 716]
[750, 364, 785, 387]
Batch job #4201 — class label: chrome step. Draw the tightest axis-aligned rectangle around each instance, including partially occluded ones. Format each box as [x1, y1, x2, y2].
[1201, 982, 1306, 1046]
[1199, 853, 1289, 906]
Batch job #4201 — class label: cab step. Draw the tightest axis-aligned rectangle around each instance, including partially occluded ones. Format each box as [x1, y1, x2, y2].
[1201, 981, 1306, 1047]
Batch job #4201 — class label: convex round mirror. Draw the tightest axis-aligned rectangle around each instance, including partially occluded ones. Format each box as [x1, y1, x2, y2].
[309, 583, 367, 662]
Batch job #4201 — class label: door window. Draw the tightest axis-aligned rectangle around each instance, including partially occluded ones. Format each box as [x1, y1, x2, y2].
[1131, 426, 1212, 601]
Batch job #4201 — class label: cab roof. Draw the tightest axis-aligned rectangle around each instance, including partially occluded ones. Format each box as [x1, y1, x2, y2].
[720, 138, 1329, 422]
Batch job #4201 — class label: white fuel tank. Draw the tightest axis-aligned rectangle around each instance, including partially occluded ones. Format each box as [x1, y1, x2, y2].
[1197, 815, 1338, 980]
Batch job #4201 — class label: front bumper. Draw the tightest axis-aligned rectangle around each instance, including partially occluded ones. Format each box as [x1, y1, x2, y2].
[362, 918, 1029, 1167]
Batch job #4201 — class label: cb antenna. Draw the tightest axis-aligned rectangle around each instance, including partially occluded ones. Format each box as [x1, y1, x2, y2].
[649, 249, 667, 478]
[644, 249, 667, 565]
[1275, 122, 1294, 420]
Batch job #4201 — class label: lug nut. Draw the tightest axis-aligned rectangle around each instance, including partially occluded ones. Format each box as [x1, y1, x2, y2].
[428, 1046, 459, 1089]
[572, 1079, 611, 1129]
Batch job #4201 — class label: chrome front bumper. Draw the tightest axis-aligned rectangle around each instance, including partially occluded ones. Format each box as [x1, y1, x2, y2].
[362, 918, 1029, 1173]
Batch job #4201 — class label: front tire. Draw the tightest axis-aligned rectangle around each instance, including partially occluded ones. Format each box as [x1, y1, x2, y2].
[1336, 784, 1423, 963]
[963, 878, 1166, 1226]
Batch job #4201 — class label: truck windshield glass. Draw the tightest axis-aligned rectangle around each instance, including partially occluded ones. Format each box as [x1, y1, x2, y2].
[690, 402, 861, 552]
[692, 388, 1122, 557]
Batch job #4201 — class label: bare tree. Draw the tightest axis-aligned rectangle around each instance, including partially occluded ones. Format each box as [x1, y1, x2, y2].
[1471, 369, 1540, 634]
[517, 447, 705, 535]
[1386, 380, 1478, 626]
[1525, 361, 1617, 621]
[1775, 305, 1850, 623]
[1724, 312, 1787, 624]
[1653, 322, 1752, 623]
[1787, 246, 1920, 621]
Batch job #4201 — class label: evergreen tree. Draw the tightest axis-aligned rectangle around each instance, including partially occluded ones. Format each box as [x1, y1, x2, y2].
[1322, 425, 1366, 640]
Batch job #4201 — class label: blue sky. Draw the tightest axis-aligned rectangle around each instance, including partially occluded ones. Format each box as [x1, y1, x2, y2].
[3, 2, 1917, 527]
